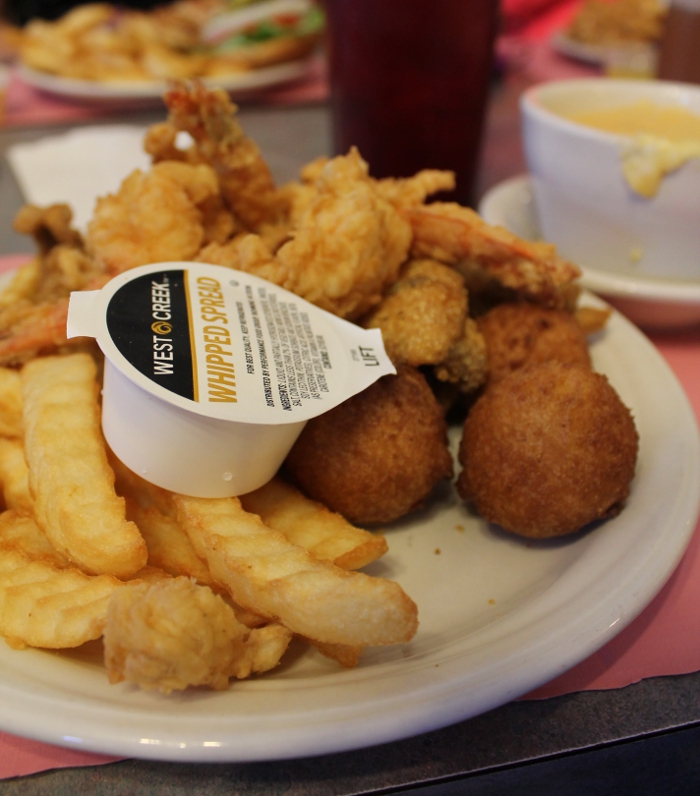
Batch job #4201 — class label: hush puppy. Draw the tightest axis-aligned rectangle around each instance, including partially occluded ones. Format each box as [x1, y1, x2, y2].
[284, 366, 453, 525]
[478, 301, 591, 386]
[457, 361, 638, 538]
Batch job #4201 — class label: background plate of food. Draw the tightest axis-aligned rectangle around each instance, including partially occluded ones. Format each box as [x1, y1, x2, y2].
[550, 0, 666, 66]
[15, 58, 313, 103]
[550, 31, 608, 64]
[14, 0, 322, 103]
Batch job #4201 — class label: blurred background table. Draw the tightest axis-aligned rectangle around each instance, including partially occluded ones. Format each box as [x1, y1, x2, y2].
[1, 64, 700, 795]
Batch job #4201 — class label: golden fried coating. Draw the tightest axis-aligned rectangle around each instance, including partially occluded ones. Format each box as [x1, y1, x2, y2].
[404, 202, 581, 309]
[285, 366, 454, 525]
[457, 362, 639, 538]
[434, 317, 489, 395]
[198, 148, 413, 320]
[12, 203, 82, 255]
[478, 302, 592, 386]
[374, 170, 456, 209]
[363, 259, 468, 367]
[162, 81, 289, 231]
[275, 148, 413, 320]
[104, 577, 290, 693]
[86, 161, 220, 274]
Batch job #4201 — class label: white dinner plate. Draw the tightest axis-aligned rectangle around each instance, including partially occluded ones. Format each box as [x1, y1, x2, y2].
[479, 174, 700, 329]
[1, 288, 699, 762]
[15, 59, 312, 105]
[551, 32, 608, 65]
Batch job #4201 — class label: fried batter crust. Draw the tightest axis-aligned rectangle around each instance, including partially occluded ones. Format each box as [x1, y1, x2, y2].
[457, 362, 639, 538]
[478, 301, 592, 386]
[363, 259, 467, 367]
[285, 366, 454, 525]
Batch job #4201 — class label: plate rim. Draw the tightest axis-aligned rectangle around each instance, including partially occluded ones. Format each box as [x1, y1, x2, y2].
[550, 31, 607, 65]
[14, 59, 312, 103]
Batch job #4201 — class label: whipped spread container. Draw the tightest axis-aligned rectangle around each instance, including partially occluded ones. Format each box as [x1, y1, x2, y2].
[67, 262, 395, 497]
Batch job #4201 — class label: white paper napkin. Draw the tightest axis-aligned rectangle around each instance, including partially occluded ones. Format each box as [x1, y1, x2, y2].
[6, 125, 152, 234]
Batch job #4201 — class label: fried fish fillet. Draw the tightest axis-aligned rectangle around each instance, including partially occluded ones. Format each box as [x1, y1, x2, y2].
[363, 259, 468, 368]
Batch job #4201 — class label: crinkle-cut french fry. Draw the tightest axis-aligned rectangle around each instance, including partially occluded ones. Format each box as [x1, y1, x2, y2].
[240, 477, 389, 570]
[0, 367, 23, 439]
[0, 546, 124, 649]
[0, 438, 32, 515]
[104, 577, 292, 693]
[21, 353, 147, 578]
[173, 495, 419, 647]
[126, 499, 220, 590]
[0, 510, 69, 567]
[303, 638, 364, 669]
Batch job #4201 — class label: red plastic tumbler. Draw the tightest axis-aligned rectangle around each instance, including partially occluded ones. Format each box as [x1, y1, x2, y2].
[324, 0, 499, 206]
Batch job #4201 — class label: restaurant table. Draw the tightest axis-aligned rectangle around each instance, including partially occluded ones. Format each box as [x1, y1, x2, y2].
[1, 68, 700, 795]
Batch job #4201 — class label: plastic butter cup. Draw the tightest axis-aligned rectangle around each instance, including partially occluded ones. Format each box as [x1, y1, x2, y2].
[67, 262, 396, 498]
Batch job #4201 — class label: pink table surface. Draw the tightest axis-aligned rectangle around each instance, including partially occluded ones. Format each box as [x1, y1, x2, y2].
[1, 254, 700, 779]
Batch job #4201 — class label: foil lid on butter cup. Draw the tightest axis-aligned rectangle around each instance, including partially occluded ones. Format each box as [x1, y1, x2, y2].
[67, 262, 396, 498]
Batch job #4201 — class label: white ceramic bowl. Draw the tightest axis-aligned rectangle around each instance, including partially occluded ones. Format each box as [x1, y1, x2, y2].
[520, 78, 700, 282]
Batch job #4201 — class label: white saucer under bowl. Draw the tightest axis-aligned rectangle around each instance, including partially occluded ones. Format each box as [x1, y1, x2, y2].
[478, 174, 700, 330]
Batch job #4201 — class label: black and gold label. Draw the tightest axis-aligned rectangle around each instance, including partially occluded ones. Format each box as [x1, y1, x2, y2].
[106, 269, 195, 400]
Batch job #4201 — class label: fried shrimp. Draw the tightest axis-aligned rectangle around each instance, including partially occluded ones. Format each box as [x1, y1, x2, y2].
[274, 148, 414, 319]
[374, 169, 456, 209]
[104, 577, 292, 693]
[161, 80, 288, 230]
[404, 202, 581, 309]
[86, 160, 220, 273]
[199, 148, 413, 320]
